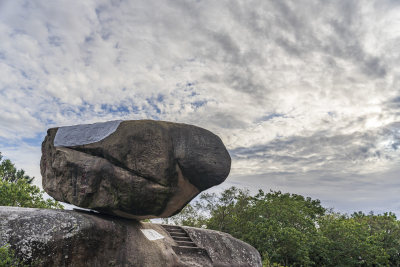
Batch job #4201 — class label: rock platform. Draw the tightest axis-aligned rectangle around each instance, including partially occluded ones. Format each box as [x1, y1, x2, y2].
[0, 206, 262, 267]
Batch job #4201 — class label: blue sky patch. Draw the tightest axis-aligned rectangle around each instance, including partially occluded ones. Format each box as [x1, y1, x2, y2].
[256, 113, 285, 123]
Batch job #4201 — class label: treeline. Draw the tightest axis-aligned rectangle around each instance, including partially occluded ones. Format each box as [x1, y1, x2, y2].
[163, 187, 400, 266]
[0, 152, 62, 209]
[2, 151, 399, 266]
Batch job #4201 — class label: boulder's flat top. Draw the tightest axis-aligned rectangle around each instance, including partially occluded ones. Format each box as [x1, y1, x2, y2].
[54, 120, 122, 147]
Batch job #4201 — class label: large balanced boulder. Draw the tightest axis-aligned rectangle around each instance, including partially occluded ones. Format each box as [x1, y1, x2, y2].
[41, 120, 231, 219]
[0, 206, 262, 267]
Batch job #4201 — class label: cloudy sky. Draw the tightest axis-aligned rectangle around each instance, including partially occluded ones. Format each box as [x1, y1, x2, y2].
[1, 0, 400, 215]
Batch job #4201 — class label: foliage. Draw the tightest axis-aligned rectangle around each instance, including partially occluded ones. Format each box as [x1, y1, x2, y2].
[167, 186, 400, 266]
[0, 153, 60, 267]
[0, 153, 33, 184]
[351, 212, 400, 265]
[0, 152, 63, 209]
[0, 178, 63, 209]
[311, 213, 390, 266]
[0, 245, 28, 267]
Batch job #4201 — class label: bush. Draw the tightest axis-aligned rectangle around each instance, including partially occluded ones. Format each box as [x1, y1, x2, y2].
[0, 245, 28, 267]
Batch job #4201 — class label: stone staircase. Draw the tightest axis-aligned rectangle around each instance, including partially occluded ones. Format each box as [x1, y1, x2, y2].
[161, 225, 212, 266]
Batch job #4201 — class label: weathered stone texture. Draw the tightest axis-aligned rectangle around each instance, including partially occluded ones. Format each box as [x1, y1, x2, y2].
[0, 207, 262, 267]
[184, 226, 262, 267]
[40, 120, 231, 219]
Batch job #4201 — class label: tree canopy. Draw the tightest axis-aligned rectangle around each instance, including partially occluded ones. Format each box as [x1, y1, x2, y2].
[0, 152, 63, 209]
[164, 186, 400, 266]
[0, 152, 33, 183]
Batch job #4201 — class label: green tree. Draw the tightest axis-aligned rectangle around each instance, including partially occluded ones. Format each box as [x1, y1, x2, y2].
[0, 178, 63, 209]
[351, 212, 400, 266]
[240, 190, 325, 266]
[206, 187, 251, 233]
[0, 153, 33, 183]
[312, 213, 390, 266]
[167, 187, 400, 266]
[163, 200, 209, 227]
[0, 152, 63, 209]
[168, 187, 325, 266]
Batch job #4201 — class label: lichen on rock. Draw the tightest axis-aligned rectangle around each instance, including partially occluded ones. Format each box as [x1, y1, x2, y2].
[41, 120, 231, 219]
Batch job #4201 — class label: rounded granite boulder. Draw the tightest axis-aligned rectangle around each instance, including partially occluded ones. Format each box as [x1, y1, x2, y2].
[40, 120, 231, 219]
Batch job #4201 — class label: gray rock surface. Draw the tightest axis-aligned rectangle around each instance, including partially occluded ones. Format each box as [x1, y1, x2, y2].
[41, 120, 231, 219]
[0, 206, 262, 267]
[184, 226, 262, 267]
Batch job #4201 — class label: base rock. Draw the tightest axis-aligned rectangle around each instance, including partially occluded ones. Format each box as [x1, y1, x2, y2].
[0, 206, 261, 267]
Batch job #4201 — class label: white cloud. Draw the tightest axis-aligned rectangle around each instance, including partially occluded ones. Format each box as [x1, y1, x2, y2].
[1, 0, 400, 214]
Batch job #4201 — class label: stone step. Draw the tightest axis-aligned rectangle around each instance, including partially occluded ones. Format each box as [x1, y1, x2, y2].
[169, 232, 188, 237]
[163, 228, 184, 232]
[172, 236, 192, 242]
[172, 246, 209, 256]
[161, 225, 182, 230]
[176, 241, 197, 247]
[167, 231, 187, 235]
